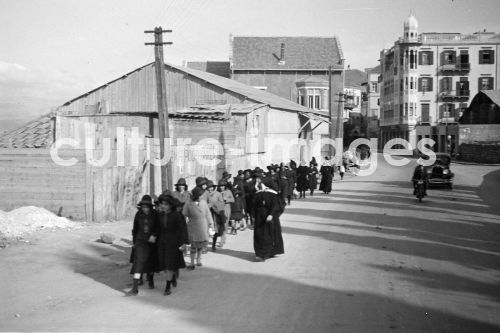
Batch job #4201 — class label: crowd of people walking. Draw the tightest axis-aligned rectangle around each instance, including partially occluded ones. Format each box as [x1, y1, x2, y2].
[127, 156, 353, 296]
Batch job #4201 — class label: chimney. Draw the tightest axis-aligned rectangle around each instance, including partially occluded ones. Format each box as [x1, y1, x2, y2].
[280, 43, 285, 61]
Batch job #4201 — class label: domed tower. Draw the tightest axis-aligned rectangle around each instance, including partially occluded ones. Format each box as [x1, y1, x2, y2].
[403, 12, 419, 42]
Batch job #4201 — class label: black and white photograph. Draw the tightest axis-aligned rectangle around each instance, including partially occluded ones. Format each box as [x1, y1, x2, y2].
[1, 0, 500, 332]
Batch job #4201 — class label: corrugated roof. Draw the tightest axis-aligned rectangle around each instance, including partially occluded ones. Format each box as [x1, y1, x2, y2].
[232, 36, 344, 70]
[169, 63, 328, 117]
[3, 61, 331, 149]
[0, 112, 54, 148]
[175, 103, 266, 115]
[482, 90, 500, 106]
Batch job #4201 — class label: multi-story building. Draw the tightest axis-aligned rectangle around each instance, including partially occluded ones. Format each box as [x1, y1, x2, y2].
[344, 68, 367, 141]
[230, 36, 345, 140]
[379, 14, 500, 152]
[363, 65, 381, 139]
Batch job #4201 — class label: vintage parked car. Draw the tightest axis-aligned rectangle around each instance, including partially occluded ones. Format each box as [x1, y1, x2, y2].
[427, 153, 454, 189]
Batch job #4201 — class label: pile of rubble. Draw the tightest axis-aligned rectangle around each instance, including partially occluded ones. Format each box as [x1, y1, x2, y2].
[0, 206, 79, 243]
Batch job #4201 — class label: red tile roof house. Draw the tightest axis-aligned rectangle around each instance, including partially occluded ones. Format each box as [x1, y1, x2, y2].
[230, 36, 345, 143]
[0, 63, 329, 221]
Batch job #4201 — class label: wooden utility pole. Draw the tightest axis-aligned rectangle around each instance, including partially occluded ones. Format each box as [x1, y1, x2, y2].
[328, 66, 334, 156]
[145, 27, 173, 192]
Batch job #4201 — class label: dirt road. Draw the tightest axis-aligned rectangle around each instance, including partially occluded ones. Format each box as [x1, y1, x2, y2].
[1, 156, 500, 332]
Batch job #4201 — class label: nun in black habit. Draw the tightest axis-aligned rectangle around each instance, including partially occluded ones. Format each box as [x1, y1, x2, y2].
[252, 175, 285, 261]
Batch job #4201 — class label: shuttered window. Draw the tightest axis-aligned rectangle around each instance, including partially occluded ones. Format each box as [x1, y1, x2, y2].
[421, 104, 430, 122]
[418, 77, 433, 92]
[441, 51, 456, 65]
[478, 77, 494, 91]
[479, 50, 495, 64]
[419, 51, 433, 65]
[440, 77, 452, 92]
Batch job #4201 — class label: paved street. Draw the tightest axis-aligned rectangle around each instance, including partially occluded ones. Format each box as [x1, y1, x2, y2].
[1, 155, 500, 332]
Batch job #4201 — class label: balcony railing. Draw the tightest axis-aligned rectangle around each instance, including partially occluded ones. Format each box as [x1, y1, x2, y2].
[439, 63, 470, 72]
[439, 90, 470, 100]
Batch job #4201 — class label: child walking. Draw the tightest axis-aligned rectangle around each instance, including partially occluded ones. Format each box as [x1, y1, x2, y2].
[230, 189, 246, 234]
[127, 195, 158, 296]
[182, 187, 214, 270]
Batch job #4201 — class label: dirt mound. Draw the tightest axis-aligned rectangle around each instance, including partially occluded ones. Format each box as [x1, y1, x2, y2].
[0, 206, 79, 239]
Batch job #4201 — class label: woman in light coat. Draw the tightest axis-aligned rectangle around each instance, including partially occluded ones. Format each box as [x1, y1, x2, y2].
[182, 187, 214, 269]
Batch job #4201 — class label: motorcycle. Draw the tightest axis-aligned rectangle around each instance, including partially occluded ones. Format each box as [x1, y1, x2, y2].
[415, 179, 425, 202]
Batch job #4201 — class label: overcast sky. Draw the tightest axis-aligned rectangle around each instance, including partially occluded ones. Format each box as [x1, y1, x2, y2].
[1, 0, 500, 132]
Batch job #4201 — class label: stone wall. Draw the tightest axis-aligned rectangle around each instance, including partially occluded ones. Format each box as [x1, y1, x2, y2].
[459, 124, 500, 144]
[458, 143, 500, 163]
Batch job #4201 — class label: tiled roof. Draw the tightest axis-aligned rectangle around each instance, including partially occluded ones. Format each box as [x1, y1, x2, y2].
[0, 112, 54, 148]
[345, 69, 367, 88]
[232, 36, 344, 70]
[186, 61, 231, 78]
[482, 90, 500, 106]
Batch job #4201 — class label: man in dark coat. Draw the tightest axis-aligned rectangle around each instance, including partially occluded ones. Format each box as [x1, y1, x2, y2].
[252, 177, 285, 261]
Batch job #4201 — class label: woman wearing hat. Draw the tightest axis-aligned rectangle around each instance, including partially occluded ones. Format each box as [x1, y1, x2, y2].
[193, 176, 209, 202]
[156, 194, 188, 295]
[206, 180, 226, 251]
[182, 187, 214, 269]
[171, 178, 191, 208]
[308, 160, 319, 196]
[243, 172, 255, 227]
[296, 161, 310, 199]
[127, 195, 159, 296]
[319, 157, 335, 194]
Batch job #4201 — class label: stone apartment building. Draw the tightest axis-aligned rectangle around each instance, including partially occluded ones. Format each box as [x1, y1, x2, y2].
[379, 14, 500, 152]
[363, 65, 381, 139]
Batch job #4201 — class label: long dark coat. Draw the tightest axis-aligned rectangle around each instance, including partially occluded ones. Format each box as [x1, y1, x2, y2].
[252, 190, 285, 259]
[286, 169, 297, 196]
[130, 210, 159, 274]
[244, 179, 256, 218]
[278, 177, 289, 202]
[309, 166, 319, 190]
[296, 166, 310, 191]
[156, 210, 188, 272]
[319, 165, 334, 193]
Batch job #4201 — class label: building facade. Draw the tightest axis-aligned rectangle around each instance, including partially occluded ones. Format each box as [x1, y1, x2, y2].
[344, 68, 367, 142]
[364, 65, 381, 139]
[230, 36, 345, 139]
[379, 14, 500, 152]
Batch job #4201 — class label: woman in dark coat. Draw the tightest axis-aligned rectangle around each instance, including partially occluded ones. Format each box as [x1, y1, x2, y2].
[308, 162, 319, 196]
[319, 157, 335, 194]
[285, 165, 296, 205]
[295, 161, 310, 198]
[252, 177, 285, 261]
[127, 195, 159, 296]
[156, 194, 188, 296]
